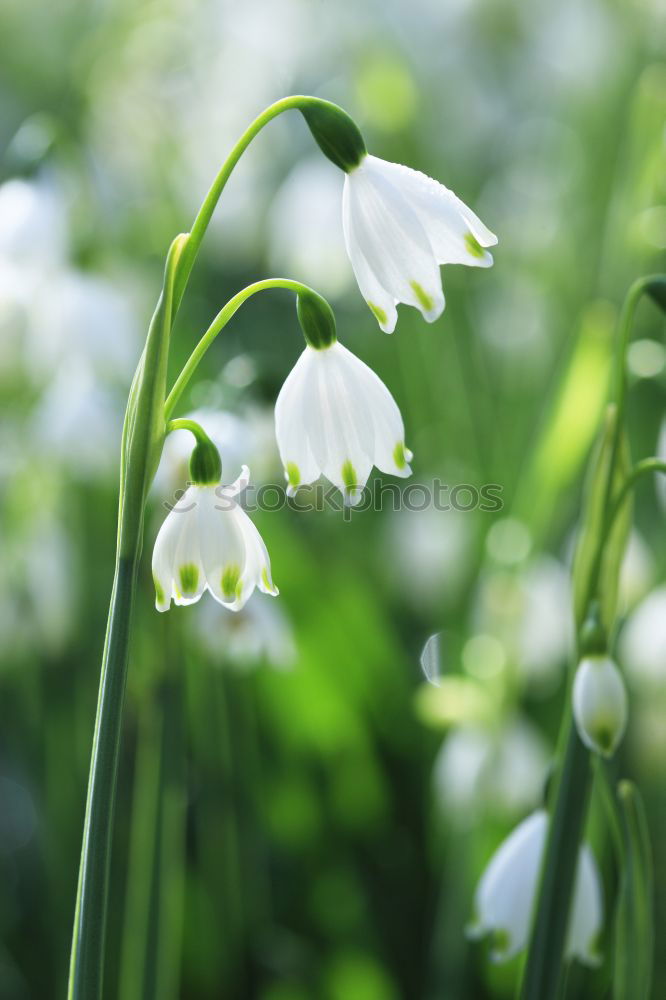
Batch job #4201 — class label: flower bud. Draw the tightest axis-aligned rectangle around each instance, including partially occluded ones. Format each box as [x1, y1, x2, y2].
[296, 288, 337, 350]
[189, 436, 222, 486]
[299, 99, 367, 173]
[573, 655, 628, 757]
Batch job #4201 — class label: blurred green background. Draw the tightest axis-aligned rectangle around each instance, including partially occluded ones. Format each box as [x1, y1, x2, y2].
[1, 0, 665, 997]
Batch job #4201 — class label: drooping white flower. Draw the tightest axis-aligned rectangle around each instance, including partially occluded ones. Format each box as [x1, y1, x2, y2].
[572, 655, 628, 757]
[275, 339, 412, 504]
[152, 466, 278, 612]
[342, 154, 497, 333]
[467, 810, 602, 965]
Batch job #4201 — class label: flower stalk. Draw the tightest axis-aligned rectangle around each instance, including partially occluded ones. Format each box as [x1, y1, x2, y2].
[520, 276, 666, 1000]
[68, 235, 186, 999]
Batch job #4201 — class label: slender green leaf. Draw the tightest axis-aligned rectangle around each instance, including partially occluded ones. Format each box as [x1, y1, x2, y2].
[572, 405, 632, 630]
[613, 781, 654, 1000]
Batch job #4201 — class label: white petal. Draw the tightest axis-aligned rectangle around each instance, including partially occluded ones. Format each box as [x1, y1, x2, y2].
[275, 349, 322, 492]
[469, 809, 603, 967]
[469, 811, 547, 961]
[305, 344, 375, 502]
[342, 178, 398, 333]
[233, 506, 279, 602]
[345, 157, 444, 324]
[573, 656, 628, 757]
[201, 489, 251, 609]
[151, 486, 197, 611]
[219, 463, 250, 499]
[335, 343, 412, 478]
[567, 844, 603, 966]
[374, 158, 496, 268]
[172, 489, 206, 606]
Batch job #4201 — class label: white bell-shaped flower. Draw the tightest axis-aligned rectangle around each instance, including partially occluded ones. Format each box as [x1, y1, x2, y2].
[573, 655, 628, 757]
[468, 810, 602, 966]
[275, 339, 412, 505]
[343, 154, 497, 333]
[152, 466, 278, 612]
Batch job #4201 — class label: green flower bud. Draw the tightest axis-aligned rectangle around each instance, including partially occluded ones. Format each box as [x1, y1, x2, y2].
[296, 288, 337, 350]
[299, 99, 367, 173]
[189, 436, 222, 485]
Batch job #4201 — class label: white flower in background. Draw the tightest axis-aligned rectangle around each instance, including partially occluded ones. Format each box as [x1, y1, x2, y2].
[433, 717, 549, 826]
[269, 158, 350, 299]
[468, 810, 602, 965]
[275, 339, 412, 504]
[343, 155, 497, 333]
[28, 270, 138, 381]
[194, 594, 296, 671]
[0, 177, 66, 269]
[619, 586, 666, 687]
[573, 655, 628, 757]
[152, 466, 278, 612]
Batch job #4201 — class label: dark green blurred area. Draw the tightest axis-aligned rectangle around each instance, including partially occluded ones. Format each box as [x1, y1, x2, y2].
[0, 0, 665, 997]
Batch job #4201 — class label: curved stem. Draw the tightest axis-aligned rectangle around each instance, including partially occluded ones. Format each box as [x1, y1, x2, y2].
[520, 279, 660, 1000]
[171, 96, 345, 315]
[164, 277, 313, 420]
[606, 458, 666, 533]
[166, 417, 215, 442]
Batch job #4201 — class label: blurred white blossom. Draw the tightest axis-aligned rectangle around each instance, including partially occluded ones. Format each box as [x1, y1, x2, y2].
[619, 586, 666, 688]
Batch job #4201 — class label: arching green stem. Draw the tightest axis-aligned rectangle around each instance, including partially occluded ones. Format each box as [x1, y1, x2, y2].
[164, 277, 321, 420]
[606, 458, 666, 534]
[171, 95, 363, 315]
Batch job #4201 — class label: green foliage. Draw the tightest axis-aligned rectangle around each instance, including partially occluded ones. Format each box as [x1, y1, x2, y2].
[614, 781, 654, 1000]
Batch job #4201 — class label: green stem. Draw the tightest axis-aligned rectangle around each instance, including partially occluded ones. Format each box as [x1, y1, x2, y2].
[68, 238, 185, 1000]
[171, 95, 351, 316]
[520, 716, 592, 1000]
[593, 757, 624, 861]
[164, 277, 313, 420]
[520, 277, 658, 1000]
[607, 458, 666, 532]
[67, 552, 142, 999]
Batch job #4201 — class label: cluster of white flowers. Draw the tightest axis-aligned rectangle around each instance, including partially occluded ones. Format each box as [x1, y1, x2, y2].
[154, 143, 496, 615]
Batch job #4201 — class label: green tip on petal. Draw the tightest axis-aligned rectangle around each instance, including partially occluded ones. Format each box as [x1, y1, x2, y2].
[410, 280, 434, 313]
[179, 563, 200, 596]
[221, 564, 241, 599]
[367, 301, 388, 327]
[286, 462, 301, 488]
[393, 441, 410, 470]
[341, 459, 357, 492]
[464, 231, 485, 259]
[489, 927, 511, 961]
[153, 575, 166, 605]
[592, 723, 615, 757]
[261, 567, 278, 595]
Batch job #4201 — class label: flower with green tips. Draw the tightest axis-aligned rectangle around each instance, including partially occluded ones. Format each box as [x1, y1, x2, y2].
[275, 339, 413, 506]
[467, 810, 602, 966]
[342, 154, 497, 333]
[152, 465, 278, 612]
